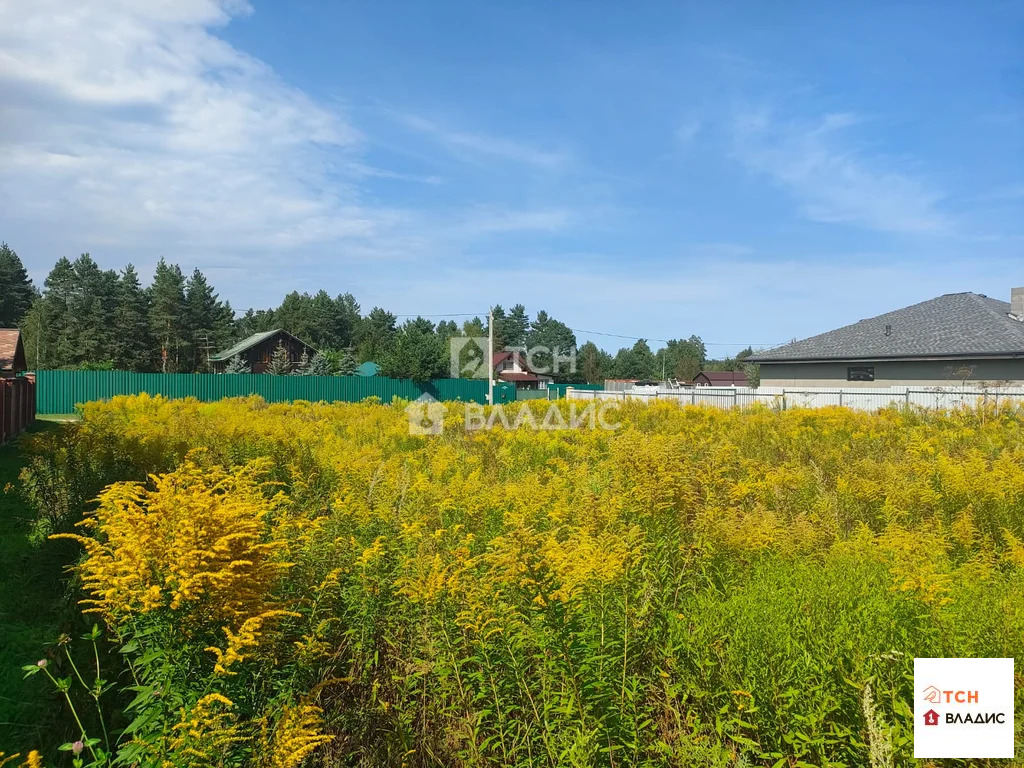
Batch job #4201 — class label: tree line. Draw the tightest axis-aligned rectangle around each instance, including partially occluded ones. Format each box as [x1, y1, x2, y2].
[0, 242, 756, 382]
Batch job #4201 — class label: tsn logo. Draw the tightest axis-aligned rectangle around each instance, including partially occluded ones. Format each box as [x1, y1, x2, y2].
[922, 685, 979, 704]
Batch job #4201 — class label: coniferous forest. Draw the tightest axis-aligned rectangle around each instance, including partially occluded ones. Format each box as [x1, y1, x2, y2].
[0, 243, 754, 382]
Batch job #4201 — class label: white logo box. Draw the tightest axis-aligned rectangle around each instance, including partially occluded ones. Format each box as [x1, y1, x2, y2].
[914, 657, 1015, 759]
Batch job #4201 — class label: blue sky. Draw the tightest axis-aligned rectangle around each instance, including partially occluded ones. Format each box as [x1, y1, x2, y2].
[0, 1, 1021, 355]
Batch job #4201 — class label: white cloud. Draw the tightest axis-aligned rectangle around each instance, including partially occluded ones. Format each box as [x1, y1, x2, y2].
[395, 113, 570, 170]
[0, 0, 383, 252]
[732, 110, 949, 235]
[0, 0, 581, 280]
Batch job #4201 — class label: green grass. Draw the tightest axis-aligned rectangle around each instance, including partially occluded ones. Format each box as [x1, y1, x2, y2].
[0, 422, 77, 754]
[35, 414, 81, 423]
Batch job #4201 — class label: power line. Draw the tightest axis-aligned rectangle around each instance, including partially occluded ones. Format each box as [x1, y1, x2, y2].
[392, 312, 485, 318]
[388, 309, 782, 348]
[568, 327, 782, 348]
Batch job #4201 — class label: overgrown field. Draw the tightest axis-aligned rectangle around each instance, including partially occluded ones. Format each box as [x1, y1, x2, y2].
[5, 395, 1024, 767]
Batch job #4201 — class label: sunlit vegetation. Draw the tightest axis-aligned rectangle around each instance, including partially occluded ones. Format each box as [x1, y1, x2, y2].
[6, 395, 1024, 766]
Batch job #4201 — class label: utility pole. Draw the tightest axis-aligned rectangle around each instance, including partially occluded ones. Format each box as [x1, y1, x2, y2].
[487, 306, 494, 404]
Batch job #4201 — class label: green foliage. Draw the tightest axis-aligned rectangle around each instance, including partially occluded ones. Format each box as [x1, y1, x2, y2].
[357, 307, 398, 363]
[292, 348, 312, 375]
[306, 352, 332, 377]
[223, 354, 250, 374]
[184, 268, 234, 373]
[657, 335, 706, 381]
[12, 398, 1024, 766]
[324, 347, 357, 376]
[147, 259, 188, 373]
[526, 309, 577, 381]
[579, 340, 613, 384]
[378, 317, 446, 381]
[9, 243, 724, 386]
[0, 242, 36, 328]
[111, 265, 154, 371]
[265, 341, 292, 375]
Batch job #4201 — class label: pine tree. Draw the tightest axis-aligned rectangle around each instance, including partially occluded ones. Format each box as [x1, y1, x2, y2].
[506, 304, 530, 348]
[357, 307, 397, 362]
[292, 348, 311, 375]
[38, 257, 77, 367]
[185, 268, 234, 372]
[0, 242, 36, 328]
[71, 255, 119, 367]
[335, 293, 361, 349]
[335, 348, 356, 376]
[266, 342, 292, 375]
[275, 291, 315, 344]
[379, 317, 446, 381]
[224, 354, 250, 374]
[308, 352, 331, 376]
[149, 259, 188, 373]
[112, 264, 154, 370]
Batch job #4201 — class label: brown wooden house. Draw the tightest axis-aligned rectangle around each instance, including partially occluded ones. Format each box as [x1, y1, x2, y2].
[0, 329, 34, 442]
[691, 370, 749, 387]
[209, 329, 318, 374]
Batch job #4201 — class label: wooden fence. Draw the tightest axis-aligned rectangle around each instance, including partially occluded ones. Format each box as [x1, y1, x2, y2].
[1, 374, 35, 443]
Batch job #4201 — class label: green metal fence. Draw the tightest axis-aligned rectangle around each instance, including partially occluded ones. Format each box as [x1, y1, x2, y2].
[33, 370, 490, 414]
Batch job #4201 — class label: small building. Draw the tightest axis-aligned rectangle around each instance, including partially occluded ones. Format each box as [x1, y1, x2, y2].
[209, 329, 317, 374]
[355, 361, 381, 377]
[493, 351, 553, 390]
[692, 370, 749, 387]
[0, 329, 34, 442]
[749, 288, 1024, 387]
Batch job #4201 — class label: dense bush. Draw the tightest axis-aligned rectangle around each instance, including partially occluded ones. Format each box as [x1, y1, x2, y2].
[7, 394, 1024, 767]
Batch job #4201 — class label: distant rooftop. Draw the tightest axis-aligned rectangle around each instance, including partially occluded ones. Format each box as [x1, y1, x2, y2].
[749, 292, 1024, 363]
[209, 329, 281, 362]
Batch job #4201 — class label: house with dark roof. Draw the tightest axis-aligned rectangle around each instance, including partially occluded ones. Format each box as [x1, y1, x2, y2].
[692, 370, 749, 387]
[493, 350, 553, 390]
[748, 288, 1024, 387]
[209, 329, 317, 373]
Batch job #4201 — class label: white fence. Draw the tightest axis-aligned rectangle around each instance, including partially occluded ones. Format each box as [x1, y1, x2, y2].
[567, 385, 1024, 412]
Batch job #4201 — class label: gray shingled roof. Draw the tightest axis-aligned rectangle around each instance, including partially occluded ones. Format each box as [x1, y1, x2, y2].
[749, 293, 1024, 363]
[209, 329, 282, 362]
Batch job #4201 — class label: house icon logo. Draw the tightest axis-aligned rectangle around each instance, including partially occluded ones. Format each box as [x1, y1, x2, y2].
[922, 685, 941, 704]
[405, 394, 445, 436]
[923, 709, 940, 726]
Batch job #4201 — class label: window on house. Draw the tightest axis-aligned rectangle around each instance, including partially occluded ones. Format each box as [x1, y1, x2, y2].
[847, 366, 874, 382]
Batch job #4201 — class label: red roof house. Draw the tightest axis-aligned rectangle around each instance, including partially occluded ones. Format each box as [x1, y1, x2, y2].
[493, 351, 553, 390]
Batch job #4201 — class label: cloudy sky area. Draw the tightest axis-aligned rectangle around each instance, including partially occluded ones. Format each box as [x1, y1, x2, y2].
[0, 0, 1021, 354]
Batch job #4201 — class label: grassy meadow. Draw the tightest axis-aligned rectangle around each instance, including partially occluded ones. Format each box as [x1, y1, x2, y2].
[2, 394, 1024, 767]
